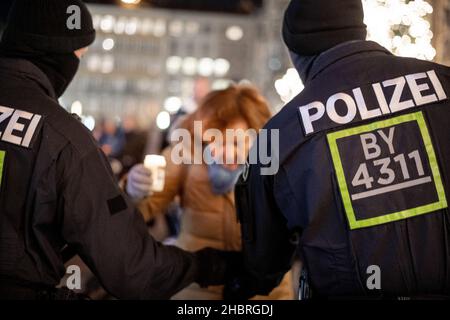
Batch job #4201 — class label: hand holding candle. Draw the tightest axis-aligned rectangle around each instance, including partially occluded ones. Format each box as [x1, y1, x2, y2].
[144, 155, 167, 193]
[126, 155, 166, 200]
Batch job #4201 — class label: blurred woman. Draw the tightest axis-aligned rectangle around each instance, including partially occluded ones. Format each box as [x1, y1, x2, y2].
[125, 85, 293, 300]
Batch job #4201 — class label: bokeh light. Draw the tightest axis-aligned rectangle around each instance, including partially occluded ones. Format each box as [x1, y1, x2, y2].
[275, 0, 436, 104]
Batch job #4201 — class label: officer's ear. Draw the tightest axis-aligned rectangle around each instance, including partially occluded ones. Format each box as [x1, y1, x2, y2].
[74, 47, 89, 59]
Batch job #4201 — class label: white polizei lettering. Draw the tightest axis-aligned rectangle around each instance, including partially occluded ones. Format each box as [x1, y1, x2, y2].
[372, 83, 391, 115]
[2, 110, 33, 146]
[377, 127, 396, 154]
[299, 101, 325, 135]
[405, 72, 438, 106]
[0, 106, 14, 136]
[383, 76, 415, 112]
[353, 87, 382, 120]
[299, 71, 448, 135]
[360, 133, 381, 160]
[326, 93, 357, 125]
[427, 70, 447, 101]
[21, 114, 42, 147]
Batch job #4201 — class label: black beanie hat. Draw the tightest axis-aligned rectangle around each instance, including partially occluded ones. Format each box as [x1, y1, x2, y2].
[283, 0, 367, 56]
[1, 0, 96, 54]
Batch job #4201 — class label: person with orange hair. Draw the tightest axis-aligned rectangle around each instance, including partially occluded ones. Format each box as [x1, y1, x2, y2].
[125, 84, 294, 300]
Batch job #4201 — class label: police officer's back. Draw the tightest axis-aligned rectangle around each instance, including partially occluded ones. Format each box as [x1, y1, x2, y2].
[0, 0, 231, 300]
[235, 0, 450, 299]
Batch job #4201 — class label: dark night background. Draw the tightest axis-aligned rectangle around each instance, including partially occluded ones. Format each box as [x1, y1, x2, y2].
[0, 0, 264, 28]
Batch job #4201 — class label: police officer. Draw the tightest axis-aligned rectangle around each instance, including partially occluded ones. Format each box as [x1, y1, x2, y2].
[0, 0, 237, 300]
[232, 0, 450, 299]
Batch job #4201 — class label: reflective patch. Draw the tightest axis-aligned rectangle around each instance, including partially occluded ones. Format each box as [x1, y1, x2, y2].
[0, 150, 4, 188]
[107, 195, 128, 216]
[327, 111, 447, 230]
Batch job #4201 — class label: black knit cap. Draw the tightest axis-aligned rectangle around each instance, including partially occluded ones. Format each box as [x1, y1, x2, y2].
[283, 0, 367, 56]
[1, 0, 96, 54]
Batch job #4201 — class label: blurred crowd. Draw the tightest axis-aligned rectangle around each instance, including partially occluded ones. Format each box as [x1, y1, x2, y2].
[65, 79, 297, 300]
[93, 116, 148, 177]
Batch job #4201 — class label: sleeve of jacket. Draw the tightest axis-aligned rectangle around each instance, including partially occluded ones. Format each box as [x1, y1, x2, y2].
[59, 145, 198, 299]
[235, 155, 296, 296]
[137, 146, 184, 222]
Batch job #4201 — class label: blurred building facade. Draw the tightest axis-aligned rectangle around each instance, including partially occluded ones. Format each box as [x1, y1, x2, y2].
[62, 0, 290, 129]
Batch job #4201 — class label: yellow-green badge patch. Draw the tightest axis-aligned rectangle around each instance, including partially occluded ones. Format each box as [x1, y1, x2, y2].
[327, 111, 447, 230]
[0, 150, 5, 188]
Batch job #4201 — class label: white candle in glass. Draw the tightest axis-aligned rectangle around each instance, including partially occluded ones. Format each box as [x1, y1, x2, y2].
[144, 155, 167, 193]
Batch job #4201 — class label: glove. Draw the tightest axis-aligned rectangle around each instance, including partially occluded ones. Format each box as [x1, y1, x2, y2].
[126, 164, 153, 200]
[223, 270, 260, 301]
[194, 248, 243, 288]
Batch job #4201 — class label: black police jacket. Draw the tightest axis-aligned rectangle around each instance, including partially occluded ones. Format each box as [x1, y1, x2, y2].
[0, 58, 198, 299]
[236, 41, 450, 298]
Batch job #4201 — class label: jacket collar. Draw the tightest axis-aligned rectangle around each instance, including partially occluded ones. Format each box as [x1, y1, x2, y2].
[308, 40, 392, 82]
[0, 57, 57, 99]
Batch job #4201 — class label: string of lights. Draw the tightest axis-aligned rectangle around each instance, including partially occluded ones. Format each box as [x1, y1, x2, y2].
[363, 0, 435, 61]
[274, 0, 437, 105]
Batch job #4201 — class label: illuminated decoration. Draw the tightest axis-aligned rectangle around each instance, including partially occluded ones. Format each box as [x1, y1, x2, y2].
[101, 55, 115, 74]
[166, 56, 183, 75]
[226, 26, 244, 41]
[87, 54, 101, 72]
[102, 38, 115, 51]
[153, 19, 167, 37]
[100, 15, 115, 33]
[114, 16, 127, 34]
[275, 0, 436, 104]
[363, 0, 435, 61]
[164, 97, 183, 114]
[185, 22, 200, 35]
[125, 17, 139, 35]
[82, 116, 96, 131]
[197, 58, 215, 77]
[169, 20, 184, 37]
[86, 55, 115, 73]
[141, 19, 154, 35]
[214, 58, 231, 77]
[274, 68, 304, 104]
[212, 79, 232, 91]
[182, 57, 198, 76]
[166, 56, 230, 77]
